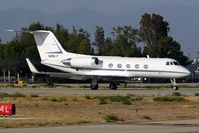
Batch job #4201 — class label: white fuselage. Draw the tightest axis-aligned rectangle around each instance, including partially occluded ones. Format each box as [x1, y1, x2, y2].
[41, 54, 190, 79]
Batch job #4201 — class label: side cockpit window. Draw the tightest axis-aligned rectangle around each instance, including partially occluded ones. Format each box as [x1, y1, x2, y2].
[173, 61, 180, 65]
[166, 61, 169, 65]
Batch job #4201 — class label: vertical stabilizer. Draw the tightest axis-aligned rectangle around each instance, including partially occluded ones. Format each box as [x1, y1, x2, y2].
[32, 30, 67, 61]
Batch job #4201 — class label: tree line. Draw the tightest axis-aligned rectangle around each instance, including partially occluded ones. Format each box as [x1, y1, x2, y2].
[0, 13, 189, 82]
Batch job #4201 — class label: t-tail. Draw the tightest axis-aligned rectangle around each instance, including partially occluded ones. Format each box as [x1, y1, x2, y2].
[31, 30, 74, 61]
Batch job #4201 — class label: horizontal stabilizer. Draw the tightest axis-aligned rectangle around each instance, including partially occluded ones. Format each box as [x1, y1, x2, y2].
[25, 58, 82, 79]
[26, 58, 39, 74]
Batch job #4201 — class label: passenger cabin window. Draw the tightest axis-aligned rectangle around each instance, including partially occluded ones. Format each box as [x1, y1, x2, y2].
[117, 64, 122, 68]
[135, 64, 139, 69]
[108, 63, 113, 68]
[144, 64, 148, 69]
[126, 64, 131, 68]
[166, 62, 169, 65]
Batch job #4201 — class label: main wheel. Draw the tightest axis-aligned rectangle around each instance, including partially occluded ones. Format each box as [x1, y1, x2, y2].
[109, 82, 117, 90]
[48, 77, 54, 87]
[173, 86, 179, 90]
[90, 84, 99, 90]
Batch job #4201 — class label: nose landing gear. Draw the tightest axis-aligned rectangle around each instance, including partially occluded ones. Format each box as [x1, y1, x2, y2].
[170, 79, 179, 90]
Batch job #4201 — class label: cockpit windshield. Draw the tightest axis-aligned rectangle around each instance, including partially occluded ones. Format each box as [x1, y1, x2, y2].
[166, 61, 180, 66]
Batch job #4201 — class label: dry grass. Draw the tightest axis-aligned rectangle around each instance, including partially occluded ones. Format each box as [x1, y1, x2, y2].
[0, 93, 199, 128]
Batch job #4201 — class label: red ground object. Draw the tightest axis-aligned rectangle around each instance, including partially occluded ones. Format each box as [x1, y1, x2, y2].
[0, 104, 16, 116]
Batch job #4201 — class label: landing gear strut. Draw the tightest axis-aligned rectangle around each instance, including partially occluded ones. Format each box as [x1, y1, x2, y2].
[90, 78, 98, 90]
[170, 79, 179, 90]
[109, 81, 118, 90]
[48, 77, 54, 87]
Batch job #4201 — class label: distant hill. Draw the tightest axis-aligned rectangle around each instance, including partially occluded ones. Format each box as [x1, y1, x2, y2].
[0, 6, 198, 59]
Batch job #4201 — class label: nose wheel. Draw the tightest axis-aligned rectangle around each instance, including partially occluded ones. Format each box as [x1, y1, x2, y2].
[172, 86, 179, 90]
[170, 79, 179, 90]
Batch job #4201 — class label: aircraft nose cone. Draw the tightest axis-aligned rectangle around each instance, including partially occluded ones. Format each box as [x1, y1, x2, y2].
[184, 68, 191, 77]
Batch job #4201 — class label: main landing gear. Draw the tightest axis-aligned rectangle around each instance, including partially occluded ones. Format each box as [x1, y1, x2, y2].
[109, 81, 118, 90]
[90, 78, 98, 90]
[90, 79, 118, 90]
[170, 79, 179, 90]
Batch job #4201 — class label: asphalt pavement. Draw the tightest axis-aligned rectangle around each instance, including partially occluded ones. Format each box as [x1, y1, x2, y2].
[0, 87, 199, 95]
[0, 119, 199, 133]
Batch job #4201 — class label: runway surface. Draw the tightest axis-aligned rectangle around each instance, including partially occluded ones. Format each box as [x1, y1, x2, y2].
[0, 119, 199, 133]
[0, 87, 199, 95]
[1, 85, 199, 133]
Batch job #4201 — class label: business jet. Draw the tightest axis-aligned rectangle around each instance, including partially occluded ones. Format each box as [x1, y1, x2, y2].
[24, 30, 190, 90]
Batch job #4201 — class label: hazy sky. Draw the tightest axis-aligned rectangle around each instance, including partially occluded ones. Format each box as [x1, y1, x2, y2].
[0, 0, 199, 59]
[1, 0, 199, 14]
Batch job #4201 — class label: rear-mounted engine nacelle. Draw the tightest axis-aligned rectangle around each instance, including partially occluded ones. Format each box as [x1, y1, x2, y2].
[62, 57, 99, 68]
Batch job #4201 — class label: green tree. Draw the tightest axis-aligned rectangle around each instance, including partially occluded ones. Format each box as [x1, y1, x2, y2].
[79, 38, 91, 54]
[143, 37, 188, 65]
[163, 37, 188, 65]
[140, 13, 188, 65]
[67, 26, 91, 54]
[2, 37, 23, 82]
[54, 24, 69, 50]
[112, 26, 140, 45]
[111, 36, 134, 56]
[139, 13, 170, 45]
[105, 25, 141, 57]
[94, 26, 105, 55]
[0, 43, 6, 82]
[101, 38, 115, 56]
[67, 33, 80, 53]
